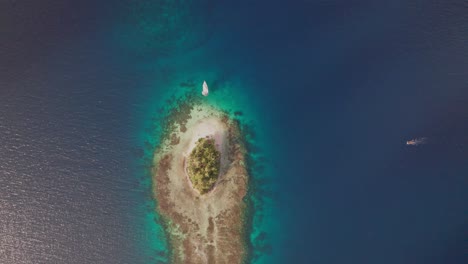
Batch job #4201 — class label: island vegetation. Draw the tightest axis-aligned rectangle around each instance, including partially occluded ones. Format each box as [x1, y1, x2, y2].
[187, 137, 220, 194]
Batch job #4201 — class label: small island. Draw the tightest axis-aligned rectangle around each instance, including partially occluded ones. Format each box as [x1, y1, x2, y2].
[153, 97, 249, 264]
[187, 137, 221, 194]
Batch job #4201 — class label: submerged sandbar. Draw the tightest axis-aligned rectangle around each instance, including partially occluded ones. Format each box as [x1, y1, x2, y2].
[153, 100, 248, 263]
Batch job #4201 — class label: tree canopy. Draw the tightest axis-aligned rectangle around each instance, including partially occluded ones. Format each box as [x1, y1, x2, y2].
[187, 137, 220, 194]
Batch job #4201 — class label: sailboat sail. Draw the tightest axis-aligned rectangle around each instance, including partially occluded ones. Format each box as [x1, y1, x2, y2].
[202, 81, 209, 96]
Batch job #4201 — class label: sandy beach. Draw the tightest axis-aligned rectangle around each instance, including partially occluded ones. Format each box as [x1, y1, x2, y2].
[153, 102, 248, 263]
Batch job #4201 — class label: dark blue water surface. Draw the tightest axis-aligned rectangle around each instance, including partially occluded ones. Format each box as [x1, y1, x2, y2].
[1, 1, 467, 264]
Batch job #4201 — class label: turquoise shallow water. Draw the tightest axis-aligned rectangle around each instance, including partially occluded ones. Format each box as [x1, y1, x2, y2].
[132, 55, 283, 264]
[119, 2, 284, 263]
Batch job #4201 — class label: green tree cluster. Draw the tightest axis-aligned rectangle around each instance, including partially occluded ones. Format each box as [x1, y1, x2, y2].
[187, 137, 220, 194]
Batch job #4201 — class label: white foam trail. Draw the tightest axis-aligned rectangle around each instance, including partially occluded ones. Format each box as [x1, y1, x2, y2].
[406, 137, 427, 146]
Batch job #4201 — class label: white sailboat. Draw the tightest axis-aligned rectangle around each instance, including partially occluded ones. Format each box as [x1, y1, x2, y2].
[202, 80, 209, 96]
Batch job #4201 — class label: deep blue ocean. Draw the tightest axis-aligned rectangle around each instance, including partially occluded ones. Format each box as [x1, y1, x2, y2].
[1, 1, 467, 263]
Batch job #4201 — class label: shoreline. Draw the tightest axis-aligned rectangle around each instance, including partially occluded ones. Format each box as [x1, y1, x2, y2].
[152, 100, 249, 263]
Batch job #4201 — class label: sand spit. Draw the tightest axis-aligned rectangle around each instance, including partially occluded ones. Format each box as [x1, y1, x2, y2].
[153, 102, 248, 264]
